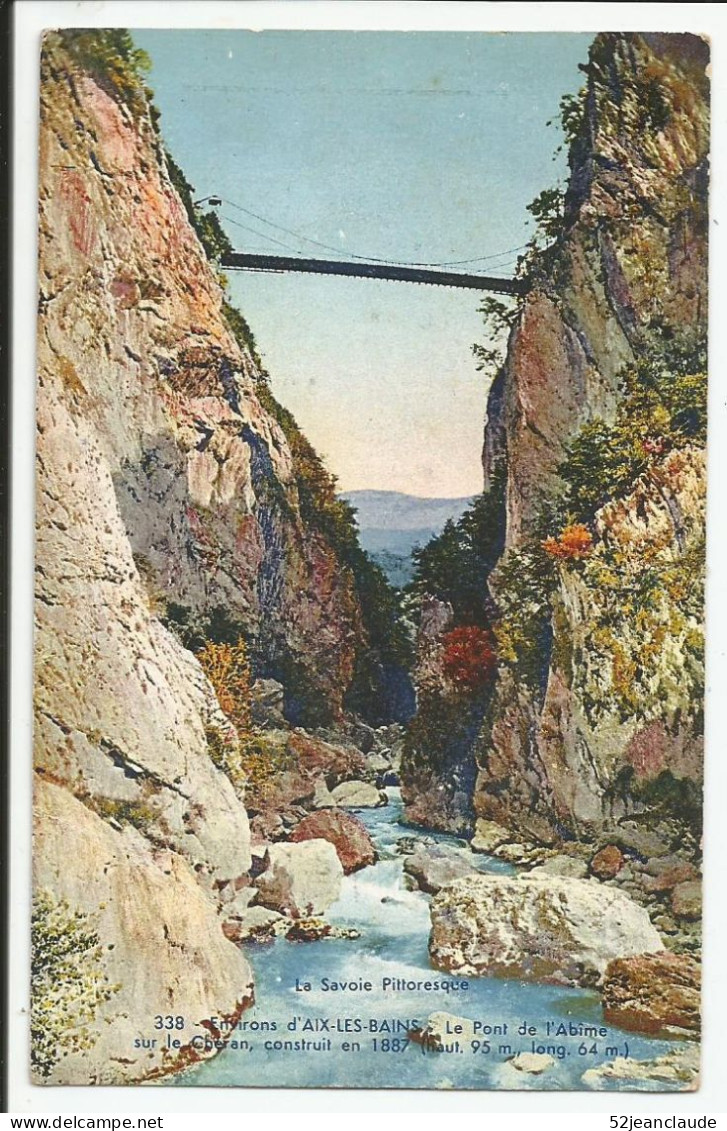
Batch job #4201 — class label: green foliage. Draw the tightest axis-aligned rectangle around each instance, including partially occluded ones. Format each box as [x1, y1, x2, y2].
[88, 796, 156, 831]
[526, 187, 566, 243]
[555, 89, 588, 147]
[575, 533, 704, 726]
[491, 543, 557, 688]
[471, 296, 519, 381]
[558, 336, 708, 525]
[164, 150, 232, 262]
[162, 603, 248, 652]
[59, 29, 151, 119]
[222, 299, 266, 374]
[253, 379, 413, 721]
[31, 891, 119, 1079]
[409, 465, 506, 628]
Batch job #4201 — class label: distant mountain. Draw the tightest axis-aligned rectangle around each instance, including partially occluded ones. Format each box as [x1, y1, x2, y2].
[340, 490, 475, 587]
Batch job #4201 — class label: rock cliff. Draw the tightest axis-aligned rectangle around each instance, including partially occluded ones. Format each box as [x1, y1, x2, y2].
[403, 33, 708, 848]
[32, 31, 369, 1083]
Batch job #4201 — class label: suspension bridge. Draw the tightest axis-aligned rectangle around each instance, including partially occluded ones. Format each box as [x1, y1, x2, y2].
[219, 252, 527, 295]
[199, 196, 529, 296]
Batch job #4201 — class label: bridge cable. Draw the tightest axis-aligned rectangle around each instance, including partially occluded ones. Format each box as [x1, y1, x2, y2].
[217, 195, 528, 270]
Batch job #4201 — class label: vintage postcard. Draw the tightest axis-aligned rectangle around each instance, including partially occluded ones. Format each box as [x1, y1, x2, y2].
[30, 24, 707, 1092]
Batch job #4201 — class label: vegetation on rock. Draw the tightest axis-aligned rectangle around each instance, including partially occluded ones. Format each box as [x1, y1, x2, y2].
[31, 891, 119, 1079]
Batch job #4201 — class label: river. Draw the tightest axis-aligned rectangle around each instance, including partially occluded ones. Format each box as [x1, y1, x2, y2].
[179, 789, 688, 1092]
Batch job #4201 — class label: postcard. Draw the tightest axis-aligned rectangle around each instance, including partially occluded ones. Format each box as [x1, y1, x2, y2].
[29, 22, 707, 1092]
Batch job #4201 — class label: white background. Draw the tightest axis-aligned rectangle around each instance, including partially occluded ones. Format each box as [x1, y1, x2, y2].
[8, 0, 727, 1116]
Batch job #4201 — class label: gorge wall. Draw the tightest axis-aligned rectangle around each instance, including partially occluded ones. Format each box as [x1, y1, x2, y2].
[403, 33, 709, 847]
[32, 32, 373, 1083]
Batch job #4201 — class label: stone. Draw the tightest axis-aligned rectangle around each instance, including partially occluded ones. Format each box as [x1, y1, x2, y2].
[590, 844, 625, 880]
[412, 1012, 477, 1049]
[380, 770, 400, 787]
[249, 811, 285, 844]
[289, 809, 376, 874]
[365, 752, 392, 775]
[671, 880, 702, 920]
[509, 1052, 555, 1074]
[289, 731, 367, 786]
[642, 860, 698, 894]
[429, 874, 664, 988]
[330, 780, 388, 808]
[470, 818, 510, 854]
[310, 778, 337, 809]
[609, 823, 671, 860]
[396, 835, 435, 855]
[222, 905, 285, 943]
[254, 840, 343, 917]
[403, 844, 480, 895]
[348, 721, 376, 754]
[284, 918, 360, 942]
[582, 1045, 699, 1090]
[249, 679, 287, 727]
[602, 951, 700, 1039]
[34, 780, 254, 1085]
[528, 855, 589, 879]
[493, 842, 543, 865]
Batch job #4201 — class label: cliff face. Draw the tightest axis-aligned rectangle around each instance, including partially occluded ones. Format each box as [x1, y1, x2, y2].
[402, 33, 708, 845]
[475, 33, 709, 842]
[33, 35, 364, 1083]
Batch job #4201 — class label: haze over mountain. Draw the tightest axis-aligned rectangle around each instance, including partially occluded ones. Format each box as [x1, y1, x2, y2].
[340, 490, 475, 586]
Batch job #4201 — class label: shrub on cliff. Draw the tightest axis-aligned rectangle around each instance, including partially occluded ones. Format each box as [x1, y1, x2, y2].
[409, 467, 506, 629]
[441, 626, 497, 694]
[542, 523, 593, 560]
[557, 335, 707, 526]
[31, 891, 119, 1080]
[58, 30, 151, 119]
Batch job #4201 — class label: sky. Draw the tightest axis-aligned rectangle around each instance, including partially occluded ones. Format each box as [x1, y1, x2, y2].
[136, 30, 592, 497]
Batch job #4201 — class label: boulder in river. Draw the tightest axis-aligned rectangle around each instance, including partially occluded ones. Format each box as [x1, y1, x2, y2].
[527, 854, 589, 879]
[289, 809, 376, 874]
[412, 1012, 477, 1049]
[429, 874, 663, 987]
[222, 905, 286, 944]
[330, 780, 388, 808]
[601, 951, 700, 1039]
[582, 1045, 699, 1090]
[470, 818, 510, 854]
[508, 1052, 555, 1074]
[403, 844, 480, 895]
[254, 840, 343, 918]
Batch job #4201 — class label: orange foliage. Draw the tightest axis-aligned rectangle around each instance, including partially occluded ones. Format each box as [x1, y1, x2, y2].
[196, 638, 252, 734]
[542, 523, 593, 561]
[441, 626, 497, 693]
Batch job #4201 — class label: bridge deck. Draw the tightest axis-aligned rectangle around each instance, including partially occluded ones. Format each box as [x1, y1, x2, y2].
[220, 252, 527, 295]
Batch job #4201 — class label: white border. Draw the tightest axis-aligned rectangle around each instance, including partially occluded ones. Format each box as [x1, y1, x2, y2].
[9, 1, 727, 1115]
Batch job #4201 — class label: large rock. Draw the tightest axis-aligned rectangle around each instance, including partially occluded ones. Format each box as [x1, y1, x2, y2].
[254, 840, 343, 917]
[289, 731, 367, 786]
[330, 780, 387, 808]
[289, 809, 376, 874]
[590, 845, 625, 880]
[470, 818, 510, 854]
[528, 854, 589, 879]
[582, 1046, 699, 1091]
[671, 880, 702, 920]
[429, 874, 663, 987]
[403, 844, 479, 895]
[602, 952, 700, 1039]
[33, 780, 254, 1085]
[413, 1012, 477, 1049]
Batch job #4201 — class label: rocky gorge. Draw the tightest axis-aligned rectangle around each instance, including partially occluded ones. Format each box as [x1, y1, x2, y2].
[32, 30, 707, 1091]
